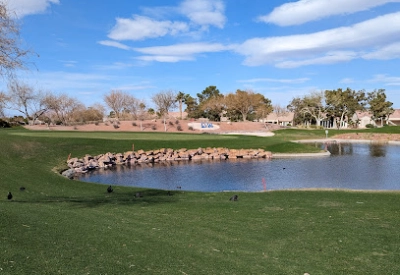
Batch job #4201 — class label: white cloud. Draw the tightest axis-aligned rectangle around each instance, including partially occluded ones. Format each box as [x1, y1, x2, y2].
[108, 15, 188, 41]
[98, 40, 131, 50]
[340, 78, 355, 84]
[362, 42, 400, 60]
[179, 0, 226, 29]
[370, 74, 400, 86]
[133, 42, 228, 62]
[258, 0, 400, 26]
[276, 51, 358, 68]
[6, 0, 59, 18]
[238, 78, 310, 84]
[136, 55, 195, 63]
[236, 12, 400, 67]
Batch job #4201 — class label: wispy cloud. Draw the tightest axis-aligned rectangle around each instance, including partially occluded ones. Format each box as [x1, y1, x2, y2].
[7, 0, 59, 18]
[133, 42, 229, 63]
[370, 74, 400, 86]
[258, 0, 400, 26]
[236, 12, 400, 67]
[98, 40, 132, 50]
[238, 77, 310, 84]
[362, 42, 400, 60]
[340, 78, 355, 84]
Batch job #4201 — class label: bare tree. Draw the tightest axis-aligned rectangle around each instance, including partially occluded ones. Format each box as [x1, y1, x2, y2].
[42, 93, 82, 125]
[0, 91, 9, 117]
[0, 2, 32, 77]
[103, 90, 138, 120]
[7, 81, 47, 124]
[151, 90, 177, 131]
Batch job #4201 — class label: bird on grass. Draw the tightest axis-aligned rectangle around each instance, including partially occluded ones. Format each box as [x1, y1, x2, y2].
[107, 185, 113, 193]
[7, 192, 12, 200]
[229, 194, 238, 201]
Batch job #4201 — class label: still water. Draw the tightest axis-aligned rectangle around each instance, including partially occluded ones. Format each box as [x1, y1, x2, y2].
[78, 143, 400, 192]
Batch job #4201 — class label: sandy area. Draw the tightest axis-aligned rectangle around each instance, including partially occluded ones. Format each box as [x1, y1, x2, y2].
[24, 120, 277, 136]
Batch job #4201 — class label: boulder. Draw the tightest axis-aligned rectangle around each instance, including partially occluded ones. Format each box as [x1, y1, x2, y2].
[61, 169, 75, 179]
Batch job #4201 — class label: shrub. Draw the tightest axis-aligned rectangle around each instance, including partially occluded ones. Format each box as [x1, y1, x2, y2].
[169, 121, 174, 126]
[105, 122, 109, 126]
[188, 126, 194, 131]
[132, 122, 137, 126]
[113, 124, 120, 129]
[94, 121, 99, 126]
[175, 120, 179, 125]
[365, 124, 375, 128]
[177, 125, 182, 131]
[0, 119, 11, 128]
[152, 125, 157, 130]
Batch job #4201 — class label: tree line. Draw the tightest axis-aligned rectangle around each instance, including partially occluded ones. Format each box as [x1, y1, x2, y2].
[288, 88, 394, 129]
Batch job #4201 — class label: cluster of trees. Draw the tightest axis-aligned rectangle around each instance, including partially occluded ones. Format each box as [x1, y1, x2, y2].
[288, 88, 394, 129]
[175, 85, 273, 122]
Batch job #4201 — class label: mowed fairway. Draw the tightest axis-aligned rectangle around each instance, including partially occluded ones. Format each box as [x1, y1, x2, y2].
[1, 128, 399, 274]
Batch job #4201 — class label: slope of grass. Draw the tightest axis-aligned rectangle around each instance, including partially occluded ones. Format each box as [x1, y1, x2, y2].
[1, 127, 399, 274]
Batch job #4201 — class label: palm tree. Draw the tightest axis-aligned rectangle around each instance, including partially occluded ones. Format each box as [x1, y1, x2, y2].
[176, 91, 185, 119]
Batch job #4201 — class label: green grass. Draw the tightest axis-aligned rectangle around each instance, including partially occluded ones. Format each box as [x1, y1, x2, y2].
[1, 127, 400, 274]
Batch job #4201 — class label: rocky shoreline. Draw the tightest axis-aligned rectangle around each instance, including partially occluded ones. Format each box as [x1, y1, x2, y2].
[62, 147, 273, 179]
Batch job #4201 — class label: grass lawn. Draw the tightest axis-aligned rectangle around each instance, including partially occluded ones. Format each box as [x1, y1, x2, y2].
[1, 127, 399, 274]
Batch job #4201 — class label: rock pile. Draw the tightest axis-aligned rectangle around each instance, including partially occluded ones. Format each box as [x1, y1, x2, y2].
[62, 147, 272, 178]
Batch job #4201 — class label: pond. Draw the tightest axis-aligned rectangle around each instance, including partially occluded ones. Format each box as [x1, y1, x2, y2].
[77, 143, 400, 192]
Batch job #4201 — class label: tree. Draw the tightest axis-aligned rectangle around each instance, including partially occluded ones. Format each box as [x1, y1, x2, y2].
[201, 94, 225, 121]
[367, 89, 394, 126]
[197, 85, 221, 104]
[225, 89, 267, 121]
[176, 91, 185, 119]
[151, 90, 177, 131]
[0, 3, 32, 77]
[6, 81, 47, 124]
[325, 88, 366, 129]
[0, 91, 9, 117]
[184, 94, 201, 118]
[197, 86, 223, 120]
[254, 97, 273, 122]
[42, 93, 82, 125]
[301, 92, 325, 127]
[103, 90, 133, 119]
[136, 102, 149, 130]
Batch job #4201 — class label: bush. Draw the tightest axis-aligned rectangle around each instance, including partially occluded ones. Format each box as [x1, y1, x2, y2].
[0, 119, 11, 128]
[113, 124, 120, 129]
[188, 126, 194, 131]
[94, 121, 99, 126]
[132, 122, 137, 126]
[152, 125, 157, 130]
[169, 121, 174, 126]
[177, 125, 182, 131]
[175, 120, 179, 125]
[365, 124, 375, 128]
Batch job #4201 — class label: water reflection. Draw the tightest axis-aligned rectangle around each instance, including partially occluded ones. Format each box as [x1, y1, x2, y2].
[78, 143, 400, 192]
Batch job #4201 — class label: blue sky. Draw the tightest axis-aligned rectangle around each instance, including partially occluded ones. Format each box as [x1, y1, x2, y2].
[7, 0, 400, 110]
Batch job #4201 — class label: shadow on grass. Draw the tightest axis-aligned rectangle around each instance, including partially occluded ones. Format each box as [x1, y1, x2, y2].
[5, 189, 180, 208]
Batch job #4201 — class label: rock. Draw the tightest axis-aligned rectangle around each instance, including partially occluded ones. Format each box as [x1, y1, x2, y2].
[62, 169, 75, 179]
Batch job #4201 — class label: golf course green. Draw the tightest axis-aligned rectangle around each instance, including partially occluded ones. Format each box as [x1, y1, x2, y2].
[1, 127, 399, 274]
